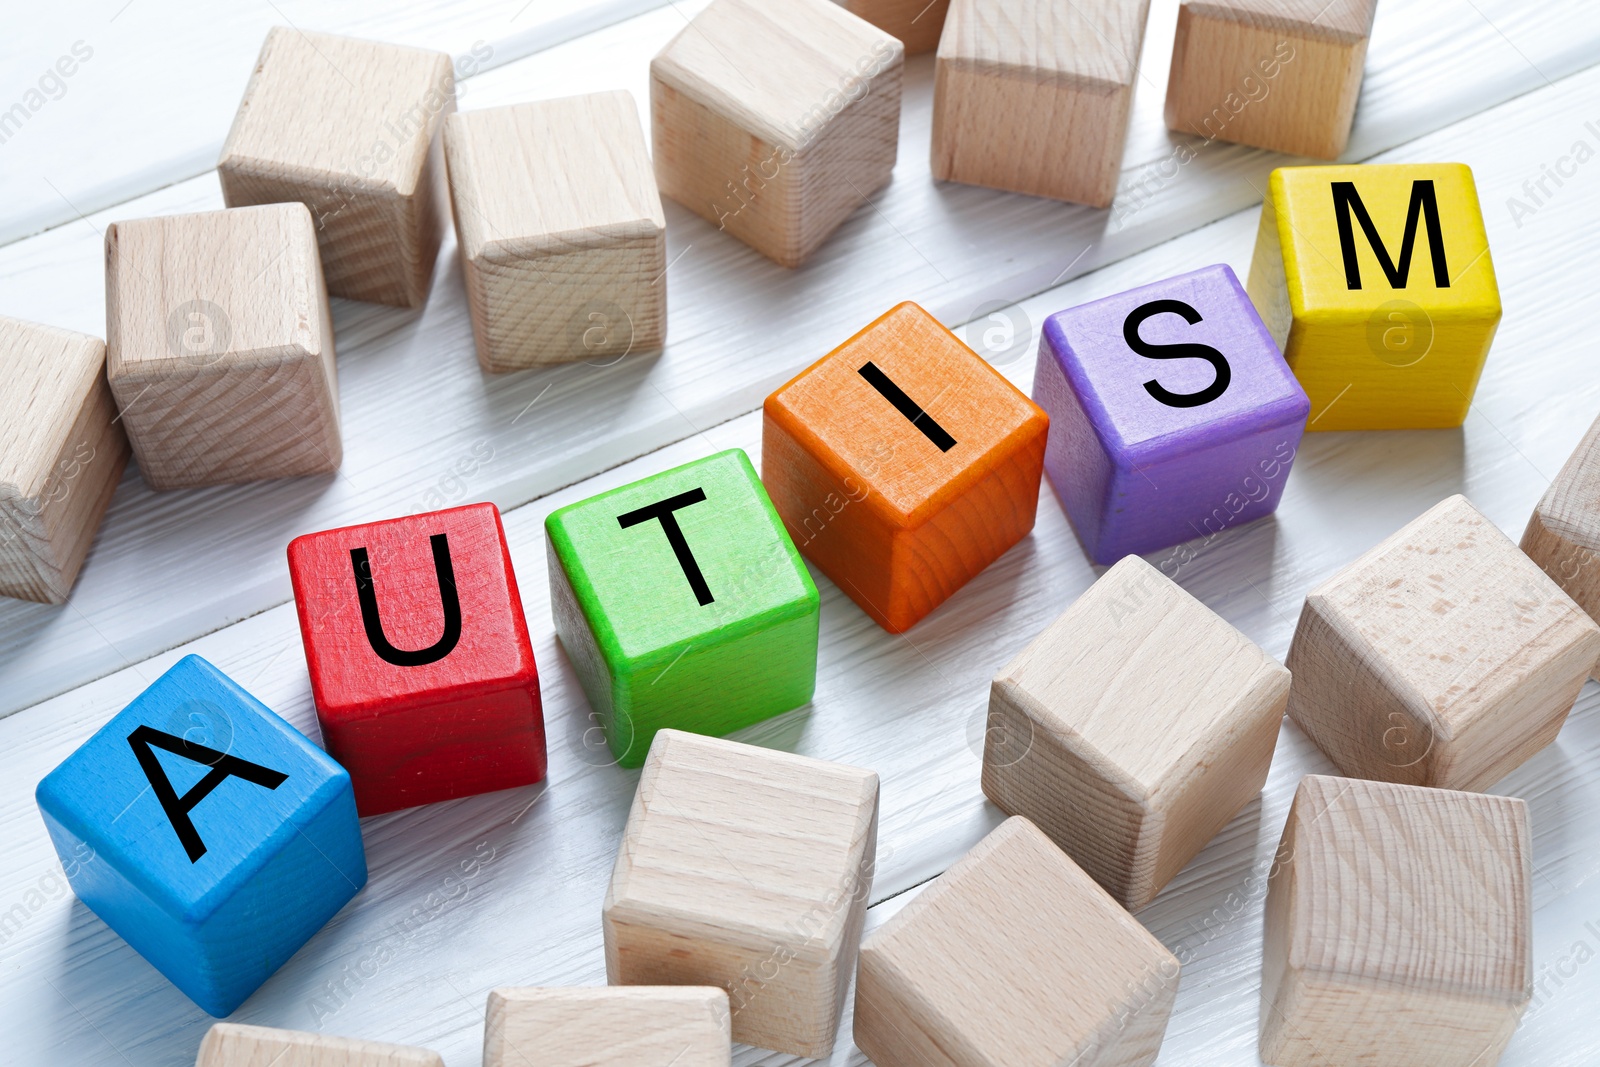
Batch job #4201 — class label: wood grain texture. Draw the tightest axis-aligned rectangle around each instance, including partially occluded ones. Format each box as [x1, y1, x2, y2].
[762, 302, 1048, 632]
[984, 555, 1289, 911]
[1522, 408, 1600, 673]
[650, 0, 903, 267]
[218, 27, 455, 308]
[932, 0, 1153, 206]
[1260, 774, 1532, 1067]
[1165, 0, 1377, 159]
[103, 202, 341, 490]
[1286, 494, 1600, 791]
[0, 316, 128, 603]
[197, 1022, 444, 1066]
[484, 986, 730, 1066]
[444, 92, 666, 370]
[837, 0, 951, 54]
[856, 816, 1179, 1067]
[603, 729, 878, 1057]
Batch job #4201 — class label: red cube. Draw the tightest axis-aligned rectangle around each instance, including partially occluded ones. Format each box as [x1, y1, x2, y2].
[287, 503, 546, 815]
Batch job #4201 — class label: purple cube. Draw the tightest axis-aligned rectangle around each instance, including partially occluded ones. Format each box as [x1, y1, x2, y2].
[1034, 264, 1310, 564]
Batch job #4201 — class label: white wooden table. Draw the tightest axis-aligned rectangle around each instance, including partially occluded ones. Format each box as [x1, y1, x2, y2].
[4, 2, 1600, 1064]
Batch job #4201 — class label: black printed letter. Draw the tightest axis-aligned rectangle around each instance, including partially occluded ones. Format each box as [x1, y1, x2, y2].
[618, 489, 714, 605]
[1123, 299, 1232, 409]
[350, 533, 463, 667]
[127, 726, 288, 862]
[1330, 179, 1450, 291]
[858, 362, 956, 452]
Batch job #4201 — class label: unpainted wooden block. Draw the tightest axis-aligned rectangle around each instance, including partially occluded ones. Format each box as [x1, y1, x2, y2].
[1165, 0, 1377, 159]
[932, 0, 1152, 207]
[1521, 408, 1600, 676]
[983, 555, 1289, 910]
[0, 316, 129, 602]
[1260, 774, 1531, 1067]
[484, 986, 731, 1067]
[1286, 494, 1600, 790]
[651, 0, 904, 268]
[603, 729, 879, 1057]
[197, 1022, 443, 1066]
[219, 27, 455, 307]
[445, 92, 666, 371]
[855, 816, 1179, 1067]
[838, 0, 951, 54]
[105, 202, 341, 490]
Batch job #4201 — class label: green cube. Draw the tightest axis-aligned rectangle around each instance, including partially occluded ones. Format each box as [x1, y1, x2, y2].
[545, 449, 820, 767]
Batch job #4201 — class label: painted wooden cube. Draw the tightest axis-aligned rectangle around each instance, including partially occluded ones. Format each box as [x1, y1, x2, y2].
[485, 987, 731, 1067]
[764, 302, 1048, 632]
[219, 27, 455, 307]
[1246, 163, 1502, 430]
[0, 316, 129, 603]
[984, 555, 1290, 909]
[1165, 0, 1377, 159]
[34, 656, 365, 1016]
[105, 202, 341, 490]
[1521, 407, 1600, 671]
[604, 730, 878, 1057]
[1287, 494, 1600, 790]
[198, 1024, 443, 1066]
[933, 0, 1152, 206]
[1261, 775, 1531, 1067]
[288, 502, 545, 816]
[444, 91, 666, 371]
[1035, 264, 1309, 565]
[839, 0, 951, 54]
[650, 0, 903, 267]
[546, 449, 818, 767]
[855, 817, 1179, 1067]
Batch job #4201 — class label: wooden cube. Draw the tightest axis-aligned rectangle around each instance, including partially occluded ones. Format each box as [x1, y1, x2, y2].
[1035, 264, 1309, 564]
[984, 555, 1289, 909]
[855, 817, 1179, 1067]
[603, 730, 878, 1057]
[1261, 775, 1531, 1067]
[1522, 408, 1600, 669]
[932, 0, 1152, 206]
[1246, 163, 1502, 430]
[288, 503, 546, 816]
[0, 316, 129, 603]
[838, 0, 951, 54]
[546, 449, 819, 768]
[650, 0, 903, 268]
[444, 92, 666, 371]
[198, 1023, 443, 1066]
[1286, 494, 1600, 790]
[219, 27, 455, 307]
[105, 203, 341, 490]
[1165, 0, 1377, 159]
[763, 302, 1048, 632]
[485, 987, 730, 1067]
[35, 656, 366, 1016]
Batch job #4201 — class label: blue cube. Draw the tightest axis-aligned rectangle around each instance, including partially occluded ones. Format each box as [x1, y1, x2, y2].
[35, 655, 366, 1015]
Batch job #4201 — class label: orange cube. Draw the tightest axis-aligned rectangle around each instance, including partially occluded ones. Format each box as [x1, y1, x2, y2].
[763, 302, 1048, 632]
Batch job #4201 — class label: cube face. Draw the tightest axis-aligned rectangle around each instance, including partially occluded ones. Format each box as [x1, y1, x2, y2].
[34, 656, 365, 1016]
[104, 203, 341, 490]
[1261, 775, 1531, 1067]
[650, 0, 903, 267]
[288, 502, 545, 815]
[604, 731, 878, 1057]
[932, 0, 1151, 206]
[1165, 0, 1377, 159]
[1247, 163, 1501, 430]
[218, 28, 455, 308]
[763, 302, 1048, 632]
[1036, 265, 1309, 564]
[984, 556, 1289, 909]
[485, 987, 731, 1067]
[547, 450, 818, 767]
[855, 817, 1178, 1067]
[444, 93, 667, 371]
[1287, 495, 1600, 791]
[198, 1023, 444, 1067]
[0, 317, 130, 603]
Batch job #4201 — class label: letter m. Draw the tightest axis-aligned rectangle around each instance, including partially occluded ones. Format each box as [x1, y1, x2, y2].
[1330, 179, 1450, 290]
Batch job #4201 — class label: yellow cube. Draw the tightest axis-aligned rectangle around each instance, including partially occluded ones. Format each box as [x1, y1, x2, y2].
[1246, 163, 1501, 431]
